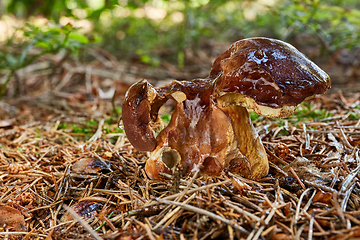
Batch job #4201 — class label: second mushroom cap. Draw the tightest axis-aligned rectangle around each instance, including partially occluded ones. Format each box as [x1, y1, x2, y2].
[211, 37, 331, 118]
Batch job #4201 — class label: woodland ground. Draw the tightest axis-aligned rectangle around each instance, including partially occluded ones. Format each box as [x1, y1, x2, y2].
[0, 43, 360, 240]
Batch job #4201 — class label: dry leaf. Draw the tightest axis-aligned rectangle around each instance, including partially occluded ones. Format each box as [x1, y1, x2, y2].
[0, 119, 14, 128]
[232, 177, 251, 194]
[62, 202, 102, 221]
[0, 205, 26, 231]
[72, 158, 111, 174]
[313, 190, 333, 204]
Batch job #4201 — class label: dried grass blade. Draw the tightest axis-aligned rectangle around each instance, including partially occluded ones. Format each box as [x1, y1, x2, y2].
[0, 232, 47, 237]
[336, 121, 353, 149]
[308, 213, 314, 240]
[63, 205, 102, 240]
[295, 188, 312, 223]
[289, 167, 306, 190]
[341, 183, 356, 213]
[299, 189, 316, 217]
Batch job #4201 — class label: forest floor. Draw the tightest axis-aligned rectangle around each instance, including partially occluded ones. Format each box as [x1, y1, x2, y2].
[1, 45, 360, 240]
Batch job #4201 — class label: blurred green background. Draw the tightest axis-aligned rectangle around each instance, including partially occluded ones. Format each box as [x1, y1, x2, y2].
[1, 0, 359, 66]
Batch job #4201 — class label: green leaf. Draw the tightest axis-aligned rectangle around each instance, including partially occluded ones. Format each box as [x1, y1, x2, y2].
[5, 54, 18, 68]
[19, 42, 35, 66]
[35, 41, 50, 48]
[92, 34, 102, 43]
[249, 112, 260, 121]
[161, 113, 171, 124]
[68, 32, 89, 44]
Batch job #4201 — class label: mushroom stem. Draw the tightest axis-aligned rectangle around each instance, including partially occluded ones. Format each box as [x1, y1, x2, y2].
[145, 146, 181, 180]
[218, 104, 269, 180]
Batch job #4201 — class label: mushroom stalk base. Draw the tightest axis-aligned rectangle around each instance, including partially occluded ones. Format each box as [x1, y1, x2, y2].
[219, 105, 269, 180]
[145, 146, 181, 180]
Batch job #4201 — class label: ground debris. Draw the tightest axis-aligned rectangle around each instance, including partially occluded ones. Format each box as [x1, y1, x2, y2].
[1, 55, 360, 239]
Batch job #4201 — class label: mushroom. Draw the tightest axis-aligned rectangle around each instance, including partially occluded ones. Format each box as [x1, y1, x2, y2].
[211, 37, 331, 179]
[121, 80, 165, 152]
[121, 37, 331, 180]
[144, 79, 236, 179]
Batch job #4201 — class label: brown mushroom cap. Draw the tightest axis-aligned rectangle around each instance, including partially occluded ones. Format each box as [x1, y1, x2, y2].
[211, 37, 331, 118]
[121, 80, 161, 152]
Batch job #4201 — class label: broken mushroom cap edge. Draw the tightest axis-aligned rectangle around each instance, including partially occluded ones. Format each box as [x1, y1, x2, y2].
[121, 80, 158, 152]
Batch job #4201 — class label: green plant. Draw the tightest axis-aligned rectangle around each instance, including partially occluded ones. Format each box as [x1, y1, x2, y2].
[0, 23, 95, 98]
[272, 0, 360, 52]
[57, 123, 68, 129]
[71, 124, 94, 134]
[249, 112, 261, 122]
[2, 0, 360, 76]
[349, 112, 360, 120]
[293, 102, 333, 122]
[3, 0, 118, 23]
[160, 113, 172, 124]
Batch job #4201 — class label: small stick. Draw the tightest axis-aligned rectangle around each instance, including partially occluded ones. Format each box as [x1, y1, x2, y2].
[129, 218, 157, 240]
[344, 213, 360, 225]
[341, 183, 356, 213]
[175, 169, 199, 202]
[154, 170, 199, 222]
[155, 198, 249, 235]
[289, 167, 306, 190]
[295, 129, 360, 136]
[224, 201, 261, 222]
[1, 176, 43, 202]
[294, 223, 307, 240]
[332, 192, 346, 224]
[274, 220, 293, 234]
[0, 232, 47, 237]
[250, 202, 277, 240]
[335, 126, 360, 129]
[45, 220, 75, 232]
[304, 211, 325, 233]
[261, 225, 276, 237]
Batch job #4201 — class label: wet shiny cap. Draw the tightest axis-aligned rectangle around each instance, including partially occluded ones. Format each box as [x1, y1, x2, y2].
[211, 37, 331, 117]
